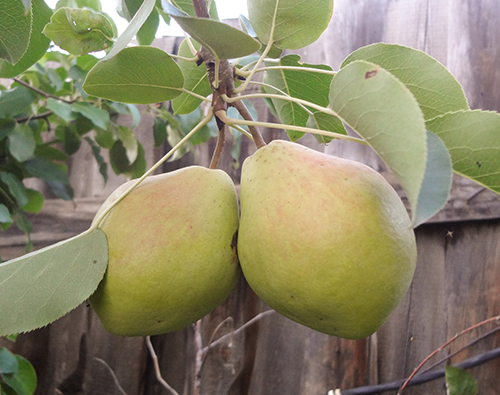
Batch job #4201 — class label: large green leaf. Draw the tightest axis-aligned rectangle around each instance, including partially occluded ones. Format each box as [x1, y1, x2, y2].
[342, 43, 469, 120]
[83, 46, 184, 104]
[0, 0, 52, 78]
[1, 354, 37, 395]
[413, 131, 453, 227]
[329, 60, 427, 220]
[172, 39, 211, 115]
[426, 110, 500, 195]
[0, 0, 31, 64]
[445, 366, 478, 395]
[264, 54, 335, 141]
[163, 3, 260, 59]
[42, 7, 115, 56]
[247, 0, 334, 50]
[0, 229, 108, 336]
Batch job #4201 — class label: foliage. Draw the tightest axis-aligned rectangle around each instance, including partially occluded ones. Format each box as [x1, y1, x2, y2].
[1, 0, 500, 392]
[0, 347, 37, 395]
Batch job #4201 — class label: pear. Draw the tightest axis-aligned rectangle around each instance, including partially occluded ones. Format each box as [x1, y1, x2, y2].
[89, 166, 240, 336]
[237, 140, 417, 339]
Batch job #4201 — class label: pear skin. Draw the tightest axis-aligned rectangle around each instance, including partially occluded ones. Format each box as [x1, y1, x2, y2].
[90, 166, 240, 336]
[238, 140, 417, 339]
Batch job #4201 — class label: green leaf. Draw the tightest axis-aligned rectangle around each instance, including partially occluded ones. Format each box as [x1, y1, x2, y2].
[110, 140, 146, 178]
[93, 127, 115, 149]
[169, 0, 219, 19]
[153, 117, 167, 146]
[445, 366, 478, 395]
[341, 43, 469, 120]
[0, 120, 16, 141]
[13, 208, 32, 252]
[163, 3, 261, 59]
[264, 54, 334, 141]
[84, 137, 108, 183]
[62, 125, 82, 155]
[71, 102, 110, 130]
[0, 348, 18, 374]
[0, 204, 13, 224]
[7, 124, 36, 162]
[83, 46, 184, 104]
[413, 131, 453, 227]
[23, 189, 44, 214]
[46, 98, 74, 122]
[0, 173, 28, 207]
[23, 157, 70, 185]
[119, 0, 160, 45]
[306, 111, 347, 144]
[116, 125, 138, 164]
[1, 354, 37, 395]
[42, 8, 115, 56]
[0, 0, 52, 78]
[426, 110, 500, 195]
[0, 229, 108, 336]
[0, 0, 31, 64]
[239, 14, 282, 58]
[0, 87, 35, 118]
[329, 60, 427, 220]
[34, 144, 69, 162]
[172, 39, 211, 115]
[248, 0, 333, 50]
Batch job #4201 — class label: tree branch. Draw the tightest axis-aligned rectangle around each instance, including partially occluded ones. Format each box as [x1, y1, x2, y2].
[230, 100, 266, 148]
[209, 124, 226, 169]
[13, 77, 75, 104]
[145, 336, 180, 395]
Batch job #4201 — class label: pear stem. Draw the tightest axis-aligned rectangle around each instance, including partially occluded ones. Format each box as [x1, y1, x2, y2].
[89, 108, 214, 230]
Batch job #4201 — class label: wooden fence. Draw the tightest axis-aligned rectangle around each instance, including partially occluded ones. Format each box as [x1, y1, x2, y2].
[2, 0, 500, 394]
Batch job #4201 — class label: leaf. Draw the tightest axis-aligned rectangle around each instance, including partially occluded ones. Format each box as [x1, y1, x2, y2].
[264, 54, 334, 141]
[247, 0, 334, 50]
[171, 39, 211, 115]
[0, 348, 18, 374]
[71, 102, 110, 130]
[0, 204, 13, 224]
[62, 125, 82, 155]
[0, 173, 29, 207]
[0, 229, 108, 336]
[306, 111, 347, 144]
[153, 117, 167, 146]
[0, 0, 31, 64]
[329, 60, 427, 220]
[116, 125, 138, 164]
[83, 46, 184, 104]
[0, 0, 52, 78]
[119, 0, 159, 45]
[426, 110, 500, 195]
[7, 124, 36, 162]
[413, 131, 453, 227]
[0, 87, 35, 118]
[170, 0, 219, 19]
[46, 98, 74, 122]
[42, 8, 115, 56]
[23, 189, 44, 214]
[84, 137, 108, 183]
[446, 366, 478, 395]
[342, 43, 469, 120]
[162, 2, 261, 59]
[93, 127, 115, 149]
[23, 157, 70, 185]
[239, 14, 282, 58]
[109, 140, 146, 178]
[1, 354, 37, 395]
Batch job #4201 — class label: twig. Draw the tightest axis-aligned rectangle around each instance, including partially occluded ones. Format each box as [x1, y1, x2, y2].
[331, 346, 500, 395]
[398, 314, 500, 394]
[15, 110, 52, 123]
[209, 124, 226, 169]
[201, 316, 234, 367]
[145, 336, 180, 395]
[202, 310, 275, 355]
[230, 100, 266, 148]
[13, 77, 75, 104]
[94, 357, 128, 395]
[466, 187, 487, 204]
[193, 320, 203, 395]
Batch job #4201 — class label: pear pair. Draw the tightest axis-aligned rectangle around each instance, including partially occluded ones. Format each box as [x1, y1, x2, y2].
[91, 140, 416, 339]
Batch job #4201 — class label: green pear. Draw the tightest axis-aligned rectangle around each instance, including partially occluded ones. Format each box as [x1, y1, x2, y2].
[238, 140, 417, 339]
[89, 166, 240, 336]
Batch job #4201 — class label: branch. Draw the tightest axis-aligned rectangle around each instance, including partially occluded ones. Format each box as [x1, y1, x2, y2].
[145, 336, 180, 395]
[13, 77, 75, 104]
[231, 100, 266, 148]
[192, 0, 210, 18]
[193, 320, 203, 395]
[15, 110, 53, 123]
[94, 358, 128, 395]
[209, 124, 226, 169]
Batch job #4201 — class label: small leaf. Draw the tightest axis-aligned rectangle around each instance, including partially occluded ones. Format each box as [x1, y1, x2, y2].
[42, 7, 115, 56]
[0, 229, 108, 336]
[7, 124, 36, 162]
[0, 87, 35, 118]
[110, 140, 146, 178]
[0, 0, 31, 64]
[46, 98, 74, 122]
[84, 137, 108, 183]
[83, 46, 184, 104]
[62, 125, 82, 155]
[248, 0, 334, 50]
[172, 39, 211, 115]
[23, 189, 44, 214]
[93, 127, 115, 149]
[426, 110, 500, 195]
[162, 2, 261, 59]
[0, 204, 13, 224]
[0, 0, 52, 78]
[1, 354, 37, 395]
[445, 366, 478, 395]
[329, 60, 427, 220]
[342, 43, 469, 120]
[71, 102, 110, 130]
[0, 348, 18, 374]
[116, 125, 138, 164]
[0, 173, 29, 207]
[306, 111, 347, 144]
[23, 157, 70, 185]
[153, 117, 167, 146]
[413, 131, 453, 227]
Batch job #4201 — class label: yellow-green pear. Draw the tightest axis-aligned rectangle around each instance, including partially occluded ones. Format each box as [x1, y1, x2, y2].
[89, 166, 240, 336]
[238, 140, 417, 339]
